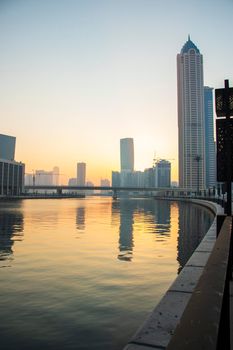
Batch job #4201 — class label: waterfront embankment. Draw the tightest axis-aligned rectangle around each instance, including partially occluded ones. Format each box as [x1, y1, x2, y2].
[123, 199, 224, 350]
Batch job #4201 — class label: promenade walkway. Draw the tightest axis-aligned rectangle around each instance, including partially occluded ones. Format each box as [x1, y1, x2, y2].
[230, 255, 233, 350]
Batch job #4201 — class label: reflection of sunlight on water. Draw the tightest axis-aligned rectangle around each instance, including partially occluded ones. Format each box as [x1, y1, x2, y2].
[0, 198, 214, 350]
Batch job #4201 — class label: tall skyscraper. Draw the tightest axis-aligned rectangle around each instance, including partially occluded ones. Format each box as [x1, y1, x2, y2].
[177, 36, 205, 190]
[204, 87, 216, 188]
[120, 138, 134, 172]
[77, 162, 86, 186]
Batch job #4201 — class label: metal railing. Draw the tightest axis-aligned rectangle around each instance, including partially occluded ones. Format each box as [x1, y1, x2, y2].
[166, 215, 232, 350]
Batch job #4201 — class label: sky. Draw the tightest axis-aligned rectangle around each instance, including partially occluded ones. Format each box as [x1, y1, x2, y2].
[0, 0, 233, 184]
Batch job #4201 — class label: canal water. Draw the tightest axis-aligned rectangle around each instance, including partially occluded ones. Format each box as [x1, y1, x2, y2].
[0, 198, 213, 350]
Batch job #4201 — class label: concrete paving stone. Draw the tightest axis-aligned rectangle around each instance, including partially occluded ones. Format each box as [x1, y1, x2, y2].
[206, 226, 217, 235]
[195, 241, 215, 252]
[230, 281, 233, 350]
[204, 225, 217, 236]
[123, 344, 164, 350]
[185, 251, 211, 267]
[130, 291, 191, 348]
[168, 266, 203, 293]
[200, 237, 216, 246]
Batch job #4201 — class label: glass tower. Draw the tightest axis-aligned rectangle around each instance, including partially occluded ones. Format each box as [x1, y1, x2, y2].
[120, 138, 134, 172]
[177, 36, 205, 190]
[77, 162, 86, 186]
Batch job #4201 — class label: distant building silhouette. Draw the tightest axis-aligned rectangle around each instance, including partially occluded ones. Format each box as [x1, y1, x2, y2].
[112, 138, 172, 189]
[0, 134, 24, 195]
[35, 170, 53, 185]
[132, 171, 144, 187]
[177, 36, 205, 190]
[112, 171, 121, 187]
[53, 166, 59, 186]
[77, 162, 86, 186]
[120, 138, 134, 187]
[144, 168, 156, 187]
[155, 160, 171, 187]
[120, 138, 134, 172]
[204, 87, 216, 188]
[68, 178, 77, 186]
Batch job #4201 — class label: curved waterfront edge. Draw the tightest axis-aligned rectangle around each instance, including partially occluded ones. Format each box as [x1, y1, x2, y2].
[123, 199, 224, 350]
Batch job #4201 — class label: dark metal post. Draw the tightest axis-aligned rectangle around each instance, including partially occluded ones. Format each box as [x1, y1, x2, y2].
[224, 80, 232, 215]
[215, 79, 233, 215]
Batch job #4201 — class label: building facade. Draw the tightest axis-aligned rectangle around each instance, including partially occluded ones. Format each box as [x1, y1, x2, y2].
[120, 138, 134, 172]
[0, 134, 24, 196]
[0, 134, 16, 161]
[0, 159, 24, 196]
[204, 87, 216, 188]
[77, 162, 86, 186]
[177, 36, 205, 190]
[53, 166, 60, 186]
[155, 160, 171, 188]
[112, 171, 121, 187]
[35, 170, 53, 185]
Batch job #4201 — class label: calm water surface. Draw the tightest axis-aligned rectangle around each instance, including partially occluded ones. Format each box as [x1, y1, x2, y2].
[0, 197, 214, 350]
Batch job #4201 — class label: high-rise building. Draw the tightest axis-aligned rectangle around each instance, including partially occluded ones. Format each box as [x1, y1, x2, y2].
[154, 160, 171, 188]
[144, 168, 156, 187]
[204, 87, 216, 188]
[0, 134, 16, 161]
[53, 166, 59, 186]
[120, 138, 134, 172]
[177, 36, 205, 190]
[112, 171, 121, 187]
[77, 162, 86, 186]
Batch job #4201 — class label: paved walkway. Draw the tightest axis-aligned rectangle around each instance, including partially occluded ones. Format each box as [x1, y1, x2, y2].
[230, 281, 233, 349]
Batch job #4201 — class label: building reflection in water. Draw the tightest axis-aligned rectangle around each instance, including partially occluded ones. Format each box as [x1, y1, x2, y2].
[177, 202, 213, 273]
[152, 200, 171, 239]
[76, 206, 85, 231]
[0, 201, 24, 266]
[118, 200, 135, 261]
[112, 199, 172, 262]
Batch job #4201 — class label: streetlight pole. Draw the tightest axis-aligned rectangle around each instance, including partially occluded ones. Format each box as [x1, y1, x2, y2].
[225, 80, 232, 215]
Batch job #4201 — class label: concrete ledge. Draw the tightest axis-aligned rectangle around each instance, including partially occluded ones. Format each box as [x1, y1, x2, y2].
[123, 200, 223, 350]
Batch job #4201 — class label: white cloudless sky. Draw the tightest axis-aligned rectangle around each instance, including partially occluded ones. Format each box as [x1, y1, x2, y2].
[0, 0, 232, 183]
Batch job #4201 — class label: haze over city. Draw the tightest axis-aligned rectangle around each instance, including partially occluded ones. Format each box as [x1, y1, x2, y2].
[0, 0, 232, 184]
